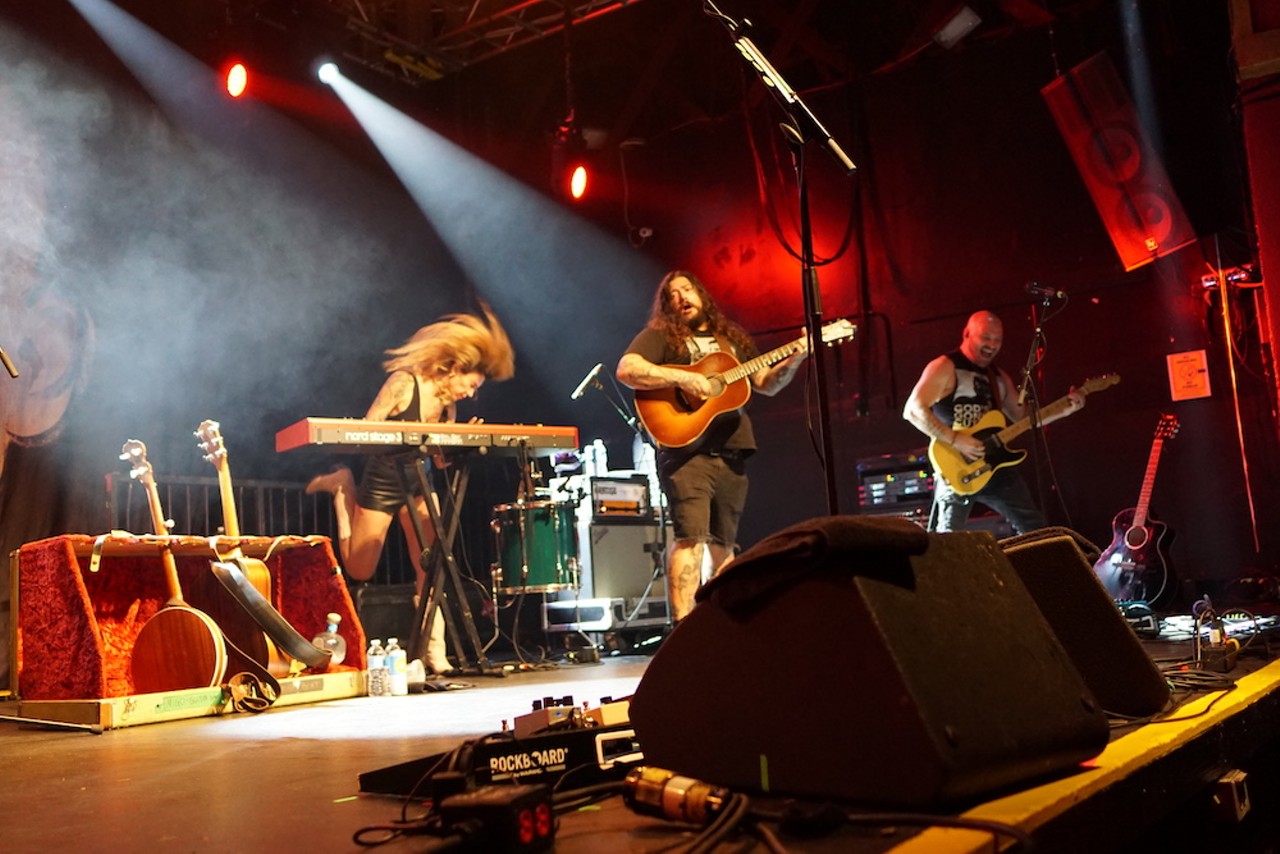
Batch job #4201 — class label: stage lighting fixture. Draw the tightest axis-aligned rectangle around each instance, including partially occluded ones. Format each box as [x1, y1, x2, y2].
[932, 5, 981, 50]
[317, 62, 339, 85]
[551, 120, 591, 202]
[568, 163, 589, 200]
[224, 61, 248, 98]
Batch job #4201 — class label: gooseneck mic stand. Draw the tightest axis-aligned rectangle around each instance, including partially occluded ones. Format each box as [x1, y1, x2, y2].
[704, 0, 856, 515]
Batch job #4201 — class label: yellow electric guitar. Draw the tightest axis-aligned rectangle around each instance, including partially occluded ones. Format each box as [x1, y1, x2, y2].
[929, 373, 1120, 495]
[635, 318, 856, 448]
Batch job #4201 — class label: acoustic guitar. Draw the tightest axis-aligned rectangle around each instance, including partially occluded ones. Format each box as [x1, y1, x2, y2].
[1093, 414, 1179, 608]
[122, 440, 228, 694]
[928, 373, 1120, 496]
[197, 421, 332, 672]
[635, 318, 856, 448]
[195, 420, 293, 677]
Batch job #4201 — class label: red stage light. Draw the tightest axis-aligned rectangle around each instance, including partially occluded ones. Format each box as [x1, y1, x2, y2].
[225, 62, 248, 98]
[568, 164, 589, 200]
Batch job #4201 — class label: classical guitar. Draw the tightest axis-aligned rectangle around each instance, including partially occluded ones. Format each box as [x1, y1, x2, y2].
[635, 318, 856, 448]
[195, 420, 293, 677]
[1094, 414, 1179, 608]
[122, 440, 228, 694]
[929, 373, 1121, 496]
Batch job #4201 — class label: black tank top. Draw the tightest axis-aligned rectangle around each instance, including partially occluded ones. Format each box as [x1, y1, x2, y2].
[930, 351, 998, 429]
[388, 371, 424, 422]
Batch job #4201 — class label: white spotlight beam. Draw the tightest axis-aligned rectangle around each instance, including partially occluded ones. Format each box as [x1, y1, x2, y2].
[323, 72, 661, 393]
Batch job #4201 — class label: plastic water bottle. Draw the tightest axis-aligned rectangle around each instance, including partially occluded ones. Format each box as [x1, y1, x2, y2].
[385, 637, 409, 697]
[366, 638, 386, 697]
[592, 438, 609, 475]
[312, 612, 348, 666]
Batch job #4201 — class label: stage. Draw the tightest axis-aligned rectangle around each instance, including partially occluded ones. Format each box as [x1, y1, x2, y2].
[4, 612, 1280, 853]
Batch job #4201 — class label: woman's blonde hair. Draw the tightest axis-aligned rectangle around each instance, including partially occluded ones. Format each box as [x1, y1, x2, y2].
[383, 302, 515, 381]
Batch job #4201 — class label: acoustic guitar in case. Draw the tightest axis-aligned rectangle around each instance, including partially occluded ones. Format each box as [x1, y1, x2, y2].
[195, 420, 294, 677]
[196, 419, 331, 673]
[122, 440, 228, 694]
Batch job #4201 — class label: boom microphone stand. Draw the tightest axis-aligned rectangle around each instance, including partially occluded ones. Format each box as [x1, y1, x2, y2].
[703, 0, 856, 515]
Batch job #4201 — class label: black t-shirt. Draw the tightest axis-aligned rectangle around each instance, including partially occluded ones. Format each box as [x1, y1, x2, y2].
[625, 325, 757, 459]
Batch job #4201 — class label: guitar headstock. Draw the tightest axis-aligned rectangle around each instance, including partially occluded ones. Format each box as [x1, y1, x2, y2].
[1080, 373, 1121, 394]
[195, 419, 227, 469]
[1155, 413, 1180, 440]
[120, 439, 155, 486]
[122, 439, 173, 535]
[820, 319, 857, 346]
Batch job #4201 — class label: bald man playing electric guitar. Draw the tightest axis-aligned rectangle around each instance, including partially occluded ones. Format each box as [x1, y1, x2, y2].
[904, 310, 1085, 534]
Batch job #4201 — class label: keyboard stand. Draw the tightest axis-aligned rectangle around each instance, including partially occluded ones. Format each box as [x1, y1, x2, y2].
[395, 451, 503, 677]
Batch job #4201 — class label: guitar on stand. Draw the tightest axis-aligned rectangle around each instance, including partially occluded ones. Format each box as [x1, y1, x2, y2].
[1094, 414, 1180, 609]
[635, 318, 855, 448]
[195, 420, 330, 675]
[121, 440, 228, 694]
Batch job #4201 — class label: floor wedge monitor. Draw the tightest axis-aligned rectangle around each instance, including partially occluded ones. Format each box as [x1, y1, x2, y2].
[629, 517, 1110, 807]
[1000, 526, 1171, 718]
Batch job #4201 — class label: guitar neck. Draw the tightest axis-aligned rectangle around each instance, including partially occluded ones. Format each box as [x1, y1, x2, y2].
[997, 392, 1077, 445]
[214, 463, 242, 539]
[1131, 438, 1166, 529]
[722, 336, 804, 384]
[141, 475, 186, 604]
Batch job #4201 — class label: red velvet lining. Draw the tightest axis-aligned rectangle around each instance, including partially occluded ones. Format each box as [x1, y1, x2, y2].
[16, 535, 366, 701]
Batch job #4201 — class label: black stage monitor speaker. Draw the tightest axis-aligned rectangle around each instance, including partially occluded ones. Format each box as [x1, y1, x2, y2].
[629, 517, 1110, 807]
[1000, 527, 1170, 718]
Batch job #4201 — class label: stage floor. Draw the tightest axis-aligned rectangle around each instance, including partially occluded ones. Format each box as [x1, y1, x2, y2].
[4, 619, 1280, 852]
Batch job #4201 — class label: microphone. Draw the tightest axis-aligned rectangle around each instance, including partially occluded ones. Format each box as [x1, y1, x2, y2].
[570, 362, 604, 400]
[1026, 281, 1067, 300]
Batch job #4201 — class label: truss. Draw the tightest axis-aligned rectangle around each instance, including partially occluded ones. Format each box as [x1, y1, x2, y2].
[322, 0, 646, 83]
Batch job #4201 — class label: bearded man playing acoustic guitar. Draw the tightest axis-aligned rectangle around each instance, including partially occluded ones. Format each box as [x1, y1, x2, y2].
[616, 270, 807, 622]
[904, 310, 1084, 534]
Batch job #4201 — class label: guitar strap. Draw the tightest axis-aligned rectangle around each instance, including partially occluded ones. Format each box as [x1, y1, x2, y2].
[220, 634, 281, 713]
[987, 366, 1003, 414]
[208, 554, 334, 671]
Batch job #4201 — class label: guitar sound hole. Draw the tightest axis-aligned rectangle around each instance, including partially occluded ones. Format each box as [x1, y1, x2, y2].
[1124, 527, 1149, 550]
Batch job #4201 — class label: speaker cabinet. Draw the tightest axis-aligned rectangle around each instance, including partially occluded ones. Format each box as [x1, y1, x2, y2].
[586, 521, 668, 602]
[629, 524, 1109, 807]
[1000, 527, 1170, 718]
[1042, 52, 1196, 271]
[354, 583, 416, 646]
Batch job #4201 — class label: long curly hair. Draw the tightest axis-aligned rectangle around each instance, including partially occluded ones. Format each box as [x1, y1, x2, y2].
[648, 270, 756, 357]
[383, 302, 515, 381]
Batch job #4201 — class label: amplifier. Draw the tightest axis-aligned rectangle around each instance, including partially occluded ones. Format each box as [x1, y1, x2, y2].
[856, 450, 933, 511]
[587, 521, 667, 601]
[590, 476, 650, 521]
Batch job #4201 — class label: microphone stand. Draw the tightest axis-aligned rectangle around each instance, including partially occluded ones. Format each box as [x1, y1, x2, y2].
[1017, 294, 1067, 515]
[704, 0, 855, 515]
[576, 373, 673, 633]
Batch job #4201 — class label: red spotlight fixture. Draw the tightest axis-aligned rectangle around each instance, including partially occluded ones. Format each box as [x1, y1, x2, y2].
[568, 163, 589, 200]
[552, 115, 591, 202]
[224, 61, 248, 98]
